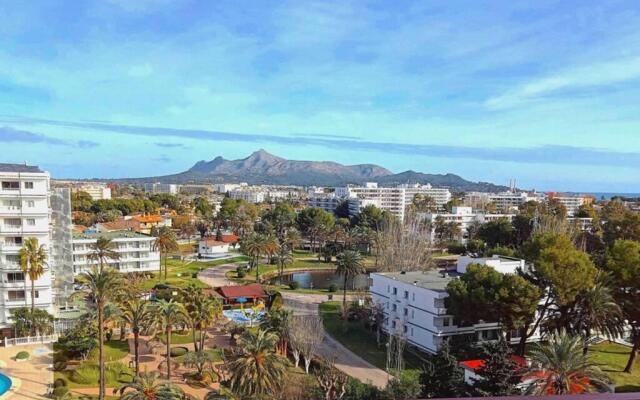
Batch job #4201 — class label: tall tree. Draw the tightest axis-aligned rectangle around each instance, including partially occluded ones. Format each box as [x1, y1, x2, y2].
[273, 245, 294, 284]
[605, 239, 640, 373]
[119, 297, 153, 376]
[148, 299, 189, 380]
[524, 330, 610, 395]
[335, 250, 365, 308]
[420, 340, 465, 399]
[153, 226, 179, 280]
[114, 370, 192, 400]
[472, 339, 523, 396]
[227, 329, 286, 399]
[18, 237, 47, 316]
[180, 284, 222, 352]
[77, 264, 123, 400]
[296, 207, 335, 252]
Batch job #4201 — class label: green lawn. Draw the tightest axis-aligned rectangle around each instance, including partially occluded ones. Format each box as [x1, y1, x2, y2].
[142, 256, 250, 289]
[87, 340, 129, 362]
[319, 301, 424, 370]
[157, 330, 202, 345]
[227, 258, 337, 282]
[589, 342, 640, 393]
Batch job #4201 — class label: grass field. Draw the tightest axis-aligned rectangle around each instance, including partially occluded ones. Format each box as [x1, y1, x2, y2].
[142, 256, 250, 289]
[319, 301, 424, 370]
[157, 330, 203, 345]
[589, 342, 640, 392]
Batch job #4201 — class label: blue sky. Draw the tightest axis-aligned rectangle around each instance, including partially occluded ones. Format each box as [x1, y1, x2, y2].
[1, 0, 640, 192]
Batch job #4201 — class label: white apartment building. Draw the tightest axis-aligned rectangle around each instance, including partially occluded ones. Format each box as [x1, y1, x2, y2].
[465, 191, 542, 212]
[228, 190, 265, 203]
[72, 230, 160, 275]
[421, 206, 515, 243]
[213, 183, 247, 193]
[73, 183, 112, 200]
[369, 255, 536, 354]
[143, 182, 179, 194]
[0, 164, 55, 330]
[545, 193, 593, 216]
[334, 182, 451, 220]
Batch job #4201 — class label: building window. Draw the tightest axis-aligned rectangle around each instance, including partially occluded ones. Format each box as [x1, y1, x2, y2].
[403, 290, 409, 299]
[412, 293, 415, 301]
[33, 290, 39, 298]
[2, 181, 19, 190]
[8, 290, 25, 301]
[25, 200, 35, 208]
[5, 255, 20, 263]
[391, 320, 396, 329]
[7, 273, 24, 283]
[24, 182, 34, 189]
[411, 310, 415, 319]
[403, 308, 408, 316]
[411, 327, 414, 336]
[387, 285, 390, 293]
[5, 237, 22, 246]
[443, 318, 450, 326]
[26, 218, 36, 226]
[4, 218, 21, 227]
[392, 304, 397, 312]
[392, 287, 397, 295]
[403, 325, 408, 334]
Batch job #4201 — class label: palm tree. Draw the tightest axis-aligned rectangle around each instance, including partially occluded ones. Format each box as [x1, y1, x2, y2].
[114, 370, 192, 399]
[524, 330, 611, 395]
[18, 237, 47, 316]
[284, 228, 302, 251]
[119, 297, 153, 376]
[77, 265, 123, 400]
[335, 250, 365, 308]
[87, 236, 120, 271]
[148, 299, 188, 380]
[153, 226, 179, 280]
[262, 234, 280, 265]
[181, 284, 222, 352]
[241, 233, 266, 282]
[259, 308, 291, 355]
[572, 282, 625, 355]
[227, 329, 285, 399]
[273, 244, 294, 284]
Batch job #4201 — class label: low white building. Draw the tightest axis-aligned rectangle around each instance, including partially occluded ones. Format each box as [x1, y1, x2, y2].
[421, 206, 515, 243]
[369, 255, 537, 354]
[545, 193, 593, 216]
[457, 254, 526, 274]
[72, 230, 160, 274]
[73, 183, 112, 200]
[465, 191, 542, 212]
[229, 190, 265, 203]
[198, 238, 231, 259]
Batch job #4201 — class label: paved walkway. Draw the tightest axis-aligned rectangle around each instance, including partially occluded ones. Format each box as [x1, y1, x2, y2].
[200, 261, 391, 389]
[0, 344, 52, 399]
[283, 293, 391, 389]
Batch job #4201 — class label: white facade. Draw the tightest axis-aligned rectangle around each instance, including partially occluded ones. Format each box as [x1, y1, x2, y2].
[143, 183, 179, 194]
[213, 183, 247, 193]
[456, 255, 526, 275]
[308, 193, 342, 213]
[465, 191, 541, 212]
[198, 239, 231, 258]
[370, 258, 536, 354]
[228, 190, 265, 203]
[72, 231, 160, 274]
[74, 183, 111, 200]
[545, 193, 591, 216]
[0, 164, 54, 327]
[421, 206, 515, 243]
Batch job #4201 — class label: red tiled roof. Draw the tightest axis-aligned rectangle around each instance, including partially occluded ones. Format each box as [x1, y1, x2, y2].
[200, 239, 227, 247]
[132, 214, 162, 223]
[221, 234, 239, 243]
[460, 355, 526, 371]
[73, 225, 88, 233]
[216, 283, 266, 299]
[99, 219, 139, 231]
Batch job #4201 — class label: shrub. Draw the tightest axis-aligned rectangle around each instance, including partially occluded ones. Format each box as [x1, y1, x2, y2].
[53, 378, 67, 388]
[447, 242, 466, 255]
[15, 351, 29, 360]
[237, 270, 246, 278]
[328, 283, 338, 292]
[191, 272, 198, 278]
[269, 292, 283, 309]
[288, 281, 300, 290]
[53, 361, 68, 371]
[71, 364, 100, 384]
[52, 386, 69, 399]
[170, 346, 189, 357]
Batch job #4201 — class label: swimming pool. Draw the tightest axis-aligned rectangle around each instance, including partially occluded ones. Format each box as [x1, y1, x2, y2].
[0, 373, 12, 396]
[223, 309, 265, 325]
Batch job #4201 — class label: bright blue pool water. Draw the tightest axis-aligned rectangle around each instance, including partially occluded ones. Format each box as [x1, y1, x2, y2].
[33, 347, 50, 355]
[223, 309, 265, 324]
[0, 373, 12, 395]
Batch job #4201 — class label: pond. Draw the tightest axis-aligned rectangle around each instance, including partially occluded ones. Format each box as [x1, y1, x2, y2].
[269, 270, 370, 290]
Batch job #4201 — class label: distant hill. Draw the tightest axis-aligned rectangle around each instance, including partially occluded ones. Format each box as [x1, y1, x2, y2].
[114, 149, 509, 192]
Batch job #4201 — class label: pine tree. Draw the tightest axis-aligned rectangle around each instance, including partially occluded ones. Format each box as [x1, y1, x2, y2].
[472, 339, 523, 396]
[420, 340, 466, 398]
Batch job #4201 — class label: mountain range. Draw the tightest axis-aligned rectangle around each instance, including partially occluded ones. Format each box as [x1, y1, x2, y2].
[119, 149, 508, 192]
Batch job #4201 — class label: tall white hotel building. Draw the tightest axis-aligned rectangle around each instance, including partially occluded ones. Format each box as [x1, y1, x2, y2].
[0, 164, 73, 335]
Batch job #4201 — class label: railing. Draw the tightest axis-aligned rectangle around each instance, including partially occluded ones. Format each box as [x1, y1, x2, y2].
[3, 334, 58, 347]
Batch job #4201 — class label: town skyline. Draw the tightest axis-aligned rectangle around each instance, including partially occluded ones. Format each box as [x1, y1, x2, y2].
[1, 1, 640, 192]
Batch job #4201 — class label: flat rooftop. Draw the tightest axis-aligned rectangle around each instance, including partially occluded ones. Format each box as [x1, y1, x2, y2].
[373, 270, 460, 291]
[0, 163, 44, 173]
[73, 230, 153, 240]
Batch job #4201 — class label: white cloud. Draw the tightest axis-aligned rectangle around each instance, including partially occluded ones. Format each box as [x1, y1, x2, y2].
[486, 56, 640, 109]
